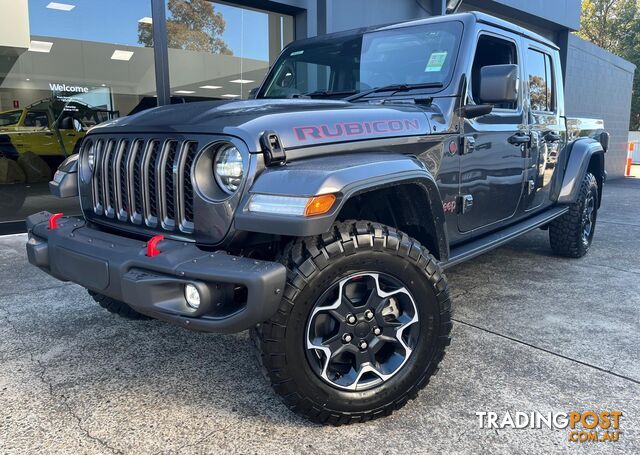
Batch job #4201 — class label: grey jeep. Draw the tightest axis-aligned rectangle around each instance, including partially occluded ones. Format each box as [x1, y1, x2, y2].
[26, 12, 607, 424]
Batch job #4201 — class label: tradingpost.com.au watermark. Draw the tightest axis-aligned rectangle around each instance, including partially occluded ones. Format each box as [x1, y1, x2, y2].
[476, 411, 623, 443]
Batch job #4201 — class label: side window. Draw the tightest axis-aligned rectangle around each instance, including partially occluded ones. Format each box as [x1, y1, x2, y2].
[24, 111, 49, 128]
[526, 48, 554, 112]
[471, 35, 518, 110]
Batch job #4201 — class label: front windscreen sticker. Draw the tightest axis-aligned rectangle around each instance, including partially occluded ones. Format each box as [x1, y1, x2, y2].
[425, 51, 448, 72]
[290, 50, 304, 56]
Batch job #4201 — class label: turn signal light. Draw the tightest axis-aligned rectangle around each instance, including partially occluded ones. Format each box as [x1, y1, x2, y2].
[304, 194, 336, 217]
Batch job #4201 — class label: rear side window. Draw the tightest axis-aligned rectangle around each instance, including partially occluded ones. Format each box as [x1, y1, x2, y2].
[24, 111, 49, 128]
[526, 49, 554, 112]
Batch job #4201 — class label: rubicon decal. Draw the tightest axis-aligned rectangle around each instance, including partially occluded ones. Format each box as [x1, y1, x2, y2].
[294, 118, 424, 141]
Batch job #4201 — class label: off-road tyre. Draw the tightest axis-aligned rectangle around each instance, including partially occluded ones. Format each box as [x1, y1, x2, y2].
[88, 291, 152, 320]
[253, 220, 452, 425]
[549, 172, 598, 258]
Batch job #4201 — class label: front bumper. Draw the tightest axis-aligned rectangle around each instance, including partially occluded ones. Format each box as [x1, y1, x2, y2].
[25, 212, 286, 333]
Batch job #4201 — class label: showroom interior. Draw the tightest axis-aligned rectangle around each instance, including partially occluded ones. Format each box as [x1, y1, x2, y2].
[0, 0, 634, 234]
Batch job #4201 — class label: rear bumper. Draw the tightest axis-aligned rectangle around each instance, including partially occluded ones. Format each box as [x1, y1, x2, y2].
[25, 212, 286, 333]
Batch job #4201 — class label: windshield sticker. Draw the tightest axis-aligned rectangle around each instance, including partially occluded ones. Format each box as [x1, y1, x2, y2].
[290, 50, 304, 56]
[425, 51, 448, 72]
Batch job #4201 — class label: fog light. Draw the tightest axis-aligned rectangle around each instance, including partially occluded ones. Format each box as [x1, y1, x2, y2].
[184, 284, 201, 309]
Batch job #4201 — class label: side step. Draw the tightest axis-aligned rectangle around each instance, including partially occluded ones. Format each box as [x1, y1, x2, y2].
[442, 206, 569, 270]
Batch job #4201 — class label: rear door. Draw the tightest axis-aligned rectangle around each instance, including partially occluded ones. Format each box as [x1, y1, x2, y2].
[458, 30, 526, 233]
[522, 42, 566, 211]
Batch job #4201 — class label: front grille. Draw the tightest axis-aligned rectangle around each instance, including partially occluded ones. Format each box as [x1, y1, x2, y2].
[90, 137, 198, 234]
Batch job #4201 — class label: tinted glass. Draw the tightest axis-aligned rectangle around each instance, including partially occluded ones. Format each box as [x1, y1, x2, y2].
[261, 21, 463, 98]
[527, 48, 554, 112]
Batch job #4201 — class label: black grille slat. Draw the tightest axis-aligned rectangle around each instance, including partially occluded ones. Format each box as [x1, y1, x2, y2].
[165, 142, 177, 222]
[183, 145, 195, 223]
[91, 136, 199, 234]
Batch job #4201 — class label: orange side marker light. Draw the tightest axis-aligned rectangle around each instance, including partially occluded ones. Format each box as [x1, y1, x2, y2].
[304, 194, 336, 217]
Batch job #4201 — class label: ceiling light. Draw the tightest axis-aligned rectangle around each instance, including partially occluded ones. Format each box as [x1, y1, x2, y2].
[174, 90, 195, 94]
[229, 79, 254, 84]
[29, 40, 54, 53]
[111, 50, 134, 61]
[138, 17, 152, 24]
[221, 94, 241, 98]
[46, 2, 75, 11]
[25, 78, 30, 81]
[199, 85, 222, 90]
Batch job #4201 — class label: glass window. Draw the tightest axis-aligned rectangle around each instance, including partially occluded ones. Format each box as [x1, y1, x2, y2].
[156, 1, 294, 100]
[0, 0, 156, 230]
[470, 35, 518, 109]
[261, 21, 463, 99]
[527, 48, 554, 112]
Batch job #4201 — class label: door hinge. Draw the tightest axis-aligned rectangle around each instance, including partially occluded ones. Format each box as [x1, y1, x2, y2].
[260, 131, 286, 166]
[459, 194, 474, 214]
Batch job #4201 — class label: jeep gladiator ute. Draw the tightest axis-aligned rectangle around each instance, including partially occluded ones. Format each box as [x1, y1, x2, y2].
[26, 12, 608, 425]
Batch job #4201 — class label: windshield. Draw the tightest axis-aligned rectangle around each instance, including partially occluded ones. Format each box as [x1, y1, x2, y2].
[0, 110, 22, 127]
[260, 21, 463, 99]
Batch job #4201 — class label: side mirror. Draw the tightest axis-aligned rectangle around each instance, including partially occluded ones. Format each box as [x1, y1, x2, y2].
[599, 131, 609, 152]
[58, 116, 75, 130]
[479, 64, 519, 104]
[248, 87, 259, 99]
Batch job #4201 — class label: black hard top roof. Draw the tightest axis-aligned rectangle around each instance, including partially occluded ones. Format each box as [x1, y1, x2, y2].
[287, 11, 558, 51]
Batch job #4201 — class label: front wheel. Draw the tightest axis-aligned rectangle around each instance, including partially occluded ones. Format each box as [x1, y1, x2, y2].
[254, 221, 451, 425]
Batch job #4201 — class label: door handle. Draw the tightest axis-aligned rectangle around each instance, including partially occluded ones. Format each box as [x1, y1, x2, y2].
[508, 132, 531, 146]
[542, 131, 562, 142]
[66, 133, 76, 137]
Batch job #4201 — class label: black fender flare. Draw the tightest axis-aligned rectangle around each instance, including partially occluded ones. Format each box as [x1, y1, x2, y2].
[234, 153, 449, 260]
[557, 138, 604, 205]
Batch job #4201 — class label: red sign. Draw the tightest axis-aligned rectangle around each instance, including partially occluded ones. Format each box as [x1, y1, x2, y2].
[13, 100, 19, 108]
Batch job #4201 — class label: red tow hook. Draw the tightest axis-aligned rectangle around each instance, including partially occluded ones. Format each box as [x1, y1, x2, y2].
[48, 213, 64, 230]
[146, 235, 165, 257]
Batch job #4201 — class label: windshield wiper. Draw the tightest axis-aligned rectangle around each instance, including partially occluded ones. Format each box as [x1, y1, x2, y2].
[303, 89, 358, 98]
[344, 82, 444, 102]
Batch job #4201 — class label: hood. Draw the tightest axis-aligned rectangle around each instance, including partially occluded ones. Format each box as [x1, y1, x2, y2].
[89, 99, 432, 152]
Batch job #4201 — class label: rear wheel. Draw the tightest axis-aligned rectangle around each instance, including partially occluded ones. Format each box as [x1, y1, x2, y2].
[549, 172, 598, 258]
[253, 220, 451, 425]
[88, 291, 152, 320]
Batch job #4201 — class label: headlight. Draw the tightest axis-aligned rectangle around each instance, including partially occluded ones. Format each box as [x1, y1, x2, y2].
[214, 144, 244, 194]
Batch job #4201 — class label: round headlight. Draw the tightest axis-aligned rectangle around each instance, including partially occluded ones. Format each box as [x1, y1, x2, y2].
[214, 145, 244, 194]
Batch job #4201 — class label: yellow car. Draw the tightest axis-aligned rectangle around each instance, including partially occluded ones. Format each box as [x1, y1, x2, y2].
[0, 106, 86, 159]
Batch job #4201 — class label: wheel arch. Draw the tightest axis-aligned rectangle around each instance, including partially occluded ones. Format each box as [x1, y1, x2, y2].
[234, 153, 449, 260]
[558, 138, 605, 206]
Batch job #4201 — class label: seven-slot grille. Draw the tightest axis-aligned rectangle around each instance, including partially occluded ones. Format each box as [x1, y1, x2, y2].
[89, 137, 198, 233]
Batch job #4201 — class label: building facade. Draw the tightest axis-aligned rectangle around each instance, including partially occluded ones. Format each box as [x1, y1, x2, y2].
[0, 0, 634, 232]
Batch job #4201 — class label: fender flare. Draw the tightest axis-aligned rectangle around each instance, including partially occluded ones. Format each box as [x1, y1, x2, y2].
[557, 138, 604, 205]
[234, 153, 449, 260]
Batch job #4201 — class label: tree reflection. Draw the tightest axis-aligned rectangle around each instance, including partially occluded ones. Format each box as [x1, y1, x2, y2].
[138, 0, 232, 54]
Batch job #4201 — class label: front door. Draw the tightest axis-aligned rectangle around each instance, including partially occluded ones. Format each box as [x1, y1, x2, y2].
[458, 32, 526, 233]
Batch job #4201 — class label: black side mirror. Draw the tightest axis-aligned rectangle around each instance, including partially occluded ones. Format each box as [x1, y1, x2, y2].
[460, 104, 493, 120]
[248, 87, 259, 99]
[58, 116, 75, 130]
[479, 64, 519, 104]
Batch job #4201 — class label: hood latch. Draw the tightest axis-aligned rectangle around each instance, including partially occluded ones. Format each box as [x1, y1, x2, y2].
[260, 131, 286, 166]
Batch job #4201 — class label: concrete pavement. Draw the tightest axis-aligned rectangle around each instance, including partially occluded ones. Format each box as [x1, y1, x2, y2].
[0, 179, 638, 454]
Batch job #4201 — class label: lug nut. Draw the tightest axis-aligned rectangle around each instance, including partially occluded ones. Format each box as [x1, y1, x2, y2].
[364, 309, 374, 320]
[346, 314, 357, 324]
[358, 340, 368, 350]
[373, 327, 382, 336]
[342, 333, 353, 343]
